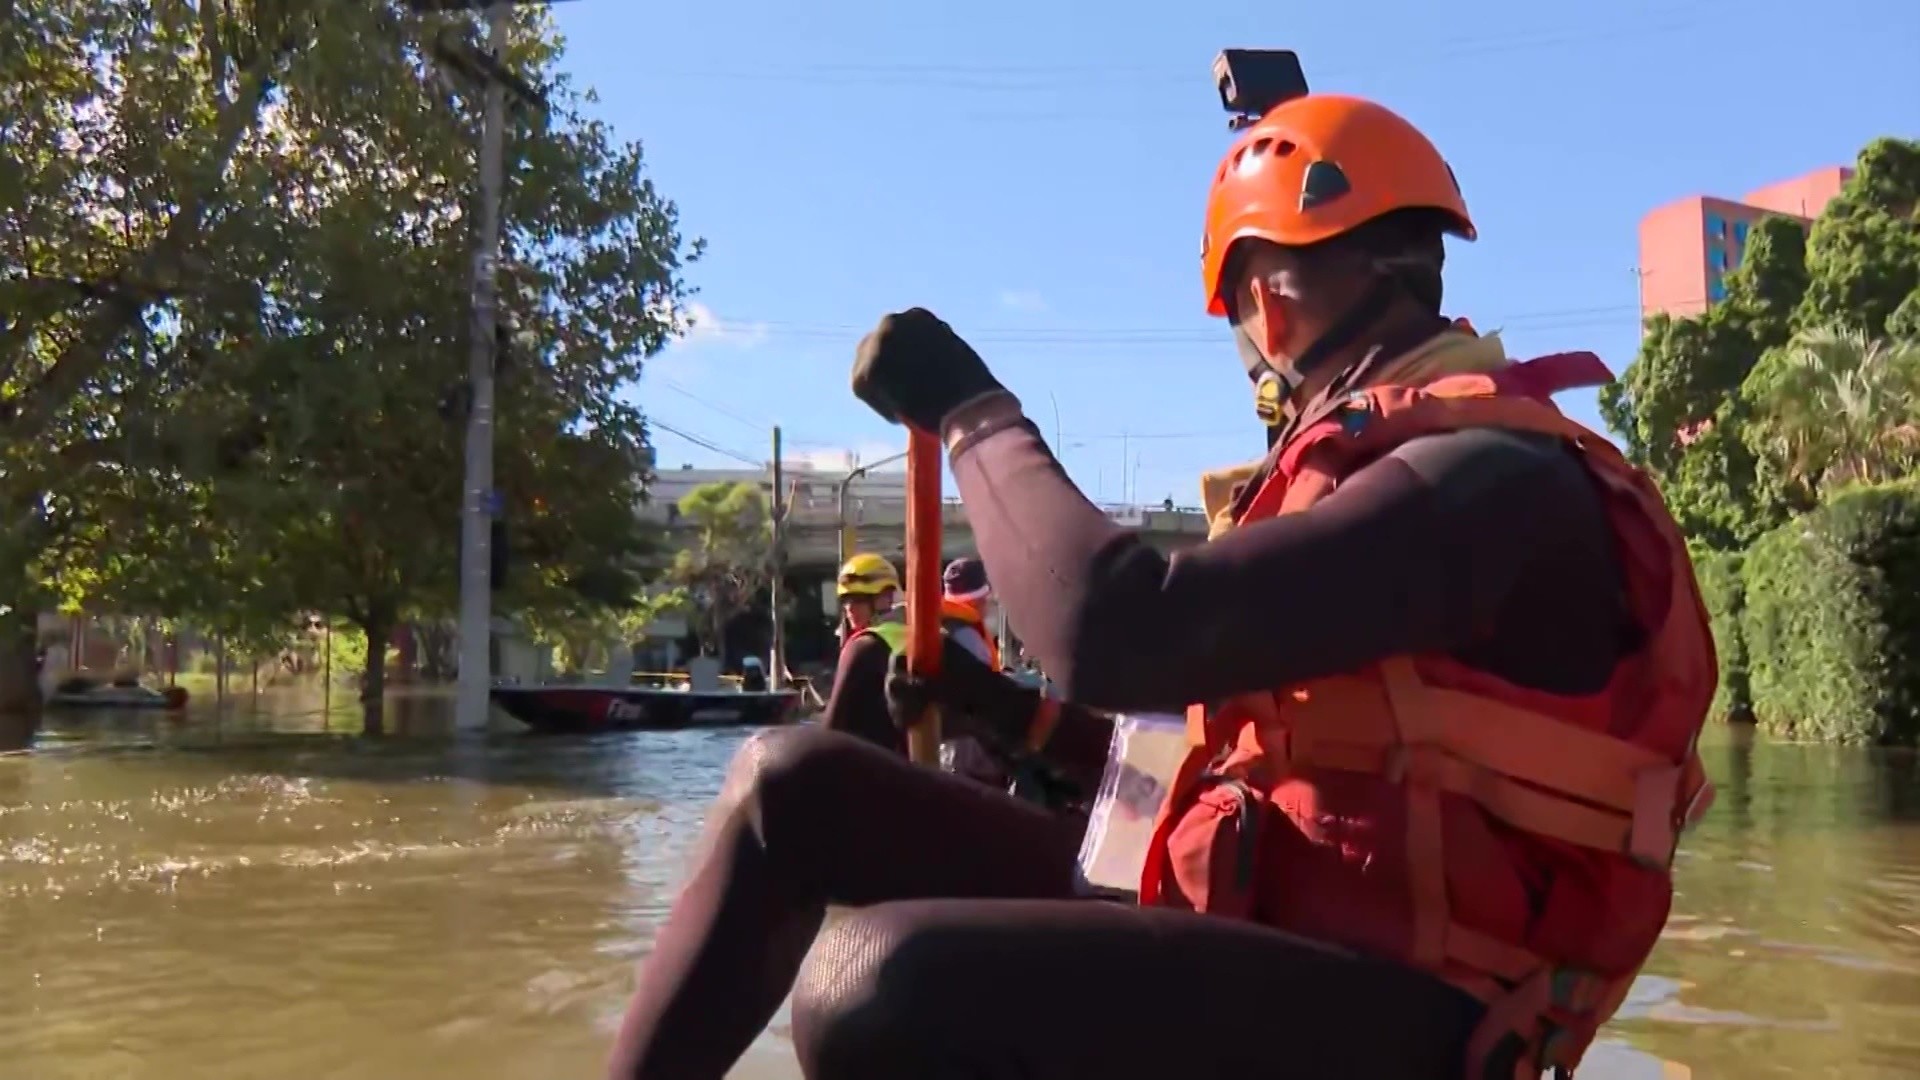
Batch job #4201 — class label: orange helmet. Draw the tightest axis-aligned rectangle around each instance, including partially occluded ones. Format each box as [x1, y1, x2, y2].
[1200, 94, 1476, 316]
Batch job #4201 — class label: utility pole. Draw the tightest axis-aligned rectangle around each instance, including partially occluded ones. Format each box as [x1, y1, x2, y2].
[1120, 430, 1131, 503]
[454, 3, 511, 733]
[768, 426, 785, 690]
[835, 447, 910, 566]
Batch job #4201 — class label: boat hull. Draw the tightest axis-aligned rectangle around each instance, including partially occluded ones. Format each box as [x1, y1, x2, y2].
[490, 685, 804, 734]
[45, 688, 187, 711]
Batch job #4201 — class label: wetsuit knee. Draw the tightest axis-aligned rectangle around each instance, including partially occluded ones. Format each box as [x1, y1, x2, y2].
[793, 907, 975, 1080]
[712, 727, 911, 891]
[715, 726, 846, 819]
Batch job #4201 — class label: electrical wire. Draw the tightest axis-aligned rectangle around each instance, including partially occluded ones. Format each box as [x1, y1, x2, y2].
[635, 9, 1739, 98]
[648, 417, 761, 467]
[655, 296, 1710, 351]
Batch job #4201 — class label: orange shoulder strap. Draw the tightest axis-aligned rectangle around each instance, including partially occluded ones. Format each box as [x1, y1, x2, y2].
[1242, 352, 1615, 523]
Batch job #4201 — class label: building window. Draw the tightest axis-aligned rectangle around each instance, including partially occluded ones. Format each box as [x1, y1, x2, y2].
[1733, 220, 1749, 245]
[1709, 278, 1727, 302]
[1705, 212, 1726, 241]
[1713, 249, 1730, 272]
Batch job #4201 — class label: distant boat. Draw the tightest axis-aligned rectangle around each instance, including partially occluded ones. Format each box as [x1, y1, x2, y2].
[45, 678, 190, 711]
[490, 683, 804, 734]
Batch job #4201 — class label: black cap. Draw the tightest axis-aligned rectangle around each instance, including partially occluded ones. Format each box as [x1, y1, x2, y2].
[942, 557, 990, 599]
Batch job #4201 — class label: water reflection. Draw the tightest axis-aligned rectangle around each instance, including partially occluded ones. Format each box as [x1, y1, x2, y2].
[1612, 726, 1920, 1077]
[4, 697, 1918, 1078]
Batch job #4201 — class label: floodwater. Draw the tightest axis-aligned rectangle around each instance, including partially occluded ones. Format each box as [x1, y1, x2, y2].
[3, 692, 1919, 1080]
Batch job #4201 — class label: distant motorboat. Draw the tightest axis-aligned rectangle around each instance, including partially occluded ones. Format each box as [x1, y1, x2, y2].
[45, 676, 190, 711]
[490, 682, 803, 734]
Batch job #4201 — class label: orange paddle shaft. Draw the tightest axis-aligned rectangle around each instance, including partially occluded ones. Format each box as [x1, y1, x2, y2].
[903, 428, 944, 765]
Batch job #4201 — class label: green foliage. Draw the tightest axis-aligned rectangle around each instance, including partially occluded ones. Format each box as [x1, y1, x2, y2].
[1689, 547, 1750, 721]
[524, 587, 691, 675]
[1796, 139, 1920, 340]
[1602, 216, 1813, 549]
[1741, 480, 1920, 745]
[1605, 140, 1919, 556]
[1741, 328, 1920, 502]
[0, 3, 698, 726]
[1600, 137, 1920, 745]
[668, 482, 772, 654]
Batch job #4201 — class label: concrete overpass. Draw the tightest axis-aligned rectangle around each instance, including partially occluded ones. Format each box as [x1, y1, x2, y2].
[637, 464, 1211, 652]
[642, 462, 1211, 565]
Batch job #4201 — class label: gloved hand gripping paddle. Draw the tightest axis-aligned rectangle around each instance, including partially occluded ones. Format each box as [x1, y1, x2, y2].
[903, 428, 944, 766]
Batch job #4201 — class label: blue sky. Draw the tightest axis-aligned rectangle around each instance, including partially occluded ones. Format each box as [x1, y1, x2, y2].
[553, 0, 1918, 507]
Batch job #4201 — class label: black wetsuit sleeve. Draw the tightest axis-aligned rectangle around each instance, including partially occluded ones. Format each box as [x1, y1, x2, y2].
[820, 635, 899, 753]
[944, 669, 1113, 789]
[953, 419, 1620, 713]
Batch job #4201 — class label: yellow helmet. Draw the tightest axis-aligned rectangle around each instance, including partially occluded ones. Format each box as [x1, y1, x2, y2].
[836, 553, 901, 598]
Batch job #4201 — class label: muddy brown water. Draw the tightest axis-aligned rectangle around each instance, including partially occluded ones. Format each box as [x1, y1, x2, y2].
[3, 690, 1918, 1079]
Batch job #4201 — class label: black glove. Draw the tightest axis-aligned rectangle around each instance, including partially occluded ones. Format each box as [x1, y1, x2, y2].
[851, 308, 1007, 432]
[884, 636, 1042, 742]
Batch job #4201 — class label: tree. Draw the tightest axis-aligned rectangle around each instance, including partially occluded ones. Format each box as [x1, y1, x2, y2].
[0, 4, 699, 738]
[668, 482, 772, 658]
[1796, 138, 1920, 340]
[524, 587, 690, 676]
[0, 2, 452, 728]
[1743, 327, 1920, 499]
[1597, 142, 1918, 552]
[163, 7, 696, 733]
[1599, 217, 1810, 549]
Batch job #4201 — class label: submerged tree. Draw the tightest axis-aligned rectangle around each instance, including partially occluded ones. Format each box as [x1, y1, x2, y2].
[0, 3, 699, 739]
[668, 481, 772, 658]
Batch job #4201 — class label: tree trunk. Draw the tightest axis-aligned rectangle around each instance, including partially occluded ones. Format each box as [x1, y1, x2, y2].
[357, 612, 393, 737]
[708, 602, 729, 660]
[0, 608, 39, 752]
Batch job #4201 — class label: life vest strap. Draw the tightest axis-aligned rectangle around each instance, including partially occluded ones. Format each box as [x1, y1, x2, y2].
[1463, 967, 1627, 1079]
[1213, 699, 1705, 868]
[1279, 735, 1676, 863]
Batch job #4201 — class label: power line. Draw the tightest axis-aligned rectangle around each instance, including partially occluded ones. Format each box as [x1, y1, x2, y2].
[659, 298, 1692, 352]
[648, 417, 762, 467]
[646, 373, 854, 451]
[637, 12, 1733, 97]
[651, 375, 772, 429]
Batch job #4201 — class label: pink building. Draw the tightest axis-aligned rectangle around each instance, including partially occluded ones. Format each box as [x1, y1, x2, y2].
[1636, 166, 1853, 321]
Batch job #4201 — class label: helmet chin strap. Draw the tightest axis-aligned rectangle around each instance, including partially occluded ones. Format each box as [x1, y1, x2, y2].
[1237, 275, 1401, 433]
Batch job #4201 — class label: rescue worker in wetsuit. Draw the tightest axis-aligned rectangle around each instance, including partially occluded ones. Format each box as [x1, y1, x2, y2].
[826, 552, 1075, 798]
[608, 87, 1715, 1080]
[927, 557, 1013, 786]
[819, 552, 909, 750]
[936, 556, 999, 667]
[922, 557, 1089, 809]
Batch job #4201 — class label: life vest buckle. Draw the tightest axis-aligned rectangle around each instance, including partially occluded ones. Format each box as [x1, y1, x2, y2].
[1548, 967, 1601, 1013]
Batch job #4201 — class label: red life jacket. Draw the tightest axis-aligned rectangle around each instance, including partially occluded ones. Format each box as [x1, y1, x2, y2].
[1138, 351, 1717, 1080]
[939, 597, 1002, 671]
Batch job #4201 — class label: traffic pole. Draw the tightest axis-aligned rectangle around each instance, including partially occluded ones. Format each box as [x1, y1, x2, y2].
[454, 2, 509, 732]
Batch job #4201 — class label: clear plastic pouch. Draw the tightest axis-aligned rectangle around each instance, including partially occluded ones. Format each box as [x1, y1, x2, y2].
[1074, 713, 1189, 899]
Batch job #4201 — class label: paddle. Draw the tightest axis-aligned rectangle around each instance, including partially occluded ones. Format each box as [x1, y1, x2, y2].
[903, 428, 944, 766]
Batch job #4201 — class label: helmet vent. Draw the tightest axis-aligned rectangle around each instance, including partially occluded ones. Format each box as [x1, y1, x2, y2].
[1298, 159, 1352, 211]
